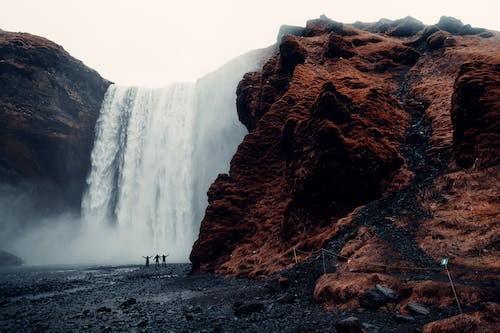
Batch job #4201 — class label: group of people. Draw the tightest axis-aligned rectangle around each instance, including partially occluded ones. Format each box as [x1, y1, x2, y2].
[142, 254, 168, 266]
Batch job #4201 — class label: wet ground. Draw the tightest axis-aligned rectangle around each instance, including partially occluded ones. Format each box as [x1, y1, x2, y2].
[0, 263, 345, 333]
[0, 262, 462, 332]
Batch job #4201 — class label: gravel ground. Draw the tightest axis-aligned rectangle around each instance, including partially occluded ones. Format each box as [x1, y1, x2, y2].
[0, 263, 459, 332]
[0, 264, 337, 332]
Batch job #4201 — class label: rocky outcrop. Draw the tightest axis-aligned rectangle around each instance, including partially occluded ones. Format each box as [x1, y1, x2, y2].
[0, 30, 110, 204]
[0, 250, 22, 266]
[191, 15, 417, 275]
[191, 15, 500, 329]
[451, 61, 500, 169]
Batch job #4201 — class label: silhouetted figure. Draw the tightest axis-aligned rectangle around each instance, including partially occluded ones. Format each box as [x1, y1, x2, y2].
[142, 256, 152, 266]
[162, 254, 169, 265]
[154, 254, 160, 267]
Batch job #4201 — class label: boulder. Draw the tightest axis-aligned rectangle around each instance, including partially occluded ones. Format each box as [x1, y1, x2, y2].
[437, 16, 465, 34]
[335, 316, 364, 333]
[233, 301, 265, 316]
[406, 302, 430, 315]
[119, 298, 136, 309]
[427, 31, 455, 51]
[387, 16, 425, 37]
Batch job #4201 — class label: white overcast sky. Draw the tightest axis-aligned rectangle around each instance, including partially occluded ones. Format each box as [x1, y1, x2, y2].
[1, 0, 498, 86]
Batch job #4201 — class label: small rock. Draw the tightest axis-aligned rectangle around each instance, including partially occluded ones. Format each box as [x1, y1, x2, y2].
[406, 302, 430, 315]
[277, 276, 289, 288]
[233, 301, 265, 316]
[120, 298, 136, 309]
[363, 322, 380, 333]
[186, 305, 202, 313]
[395, 314, 416, 322]
[335, 316, 363, 333]
[361, 289, 390, 309]
[96, 306, 111, 313]
[137, 319, 148, 327]
[185, 313, 194, 321]
[277, 293, 296, 304]
[479, 31, 494, 38]
[375, 284, 398, 300]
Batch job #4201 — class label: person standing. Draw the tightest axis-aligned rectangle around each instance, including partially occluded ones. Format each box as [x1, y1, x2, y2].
[142, 256, 152, 266]
[161, 254, 169, 266]
[154, 254, 160, 267]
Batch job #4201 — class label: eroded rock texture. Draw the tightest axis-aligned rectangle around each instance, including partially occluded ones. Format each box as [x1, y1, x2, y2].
[191, 15, 499, 329]
[0, 30, 110, 204]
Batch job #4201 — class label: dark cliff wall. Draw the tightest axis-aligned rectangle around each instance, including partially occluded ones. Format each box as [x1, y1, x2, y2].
[0, 29, 110, 205]
[190, 15, 499, 305]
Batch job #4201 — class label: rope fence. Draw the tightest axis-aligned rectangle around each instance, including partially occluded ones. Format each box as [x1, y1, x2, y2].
[291, 245, 462, 313]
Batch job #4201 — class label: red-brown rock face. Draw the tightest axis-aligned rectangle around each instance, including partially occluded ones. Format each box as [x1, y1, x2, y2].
[0, 30, 110, 204]
[451, 61, 500, 169]
[191, 17, 419, 275]
[191, 17, 500, 326]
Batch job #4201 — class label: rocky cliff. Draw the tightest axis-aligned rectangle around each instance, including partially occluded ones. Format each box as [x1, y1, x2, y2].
[0, 29, 110, 205]
[191, 16, 499, 331]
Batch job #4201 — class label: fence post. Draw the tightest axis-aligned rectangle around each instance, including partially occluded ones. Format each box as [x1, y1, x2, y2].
[442, 258, 462, 314]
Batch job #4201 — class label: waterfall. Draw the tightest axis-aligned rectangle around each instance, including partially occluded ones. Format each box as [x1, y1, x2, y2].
[82, 47, 272, 262]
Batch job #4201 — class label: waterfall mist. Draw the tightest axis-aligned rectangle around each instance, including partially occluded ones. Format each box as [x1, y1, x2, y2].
[1, 47, 272, 265]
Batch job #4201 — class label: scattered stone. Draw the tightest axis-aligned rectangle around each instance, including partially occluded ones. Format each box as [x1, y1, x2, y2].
[479, 31, 494, 38]
[395, 314, 416, 323]
[361, 289, 389, 309]
[406, 302, 430, 315]
[96, 306, 112, 313]
[277, 276, 289, 288]
[119, 298, 136, 309]
[233, 301, 265, 316]
[375, 284, 398, 300]
[335, 316, 363, 333]
[363, 322, 380, 333]
[185, 313, 194, 321]
[137, 319, 148, 327]
[188, 305, 202, 313]
[277, 293, 296, 304]
[361, 285, 398, 309]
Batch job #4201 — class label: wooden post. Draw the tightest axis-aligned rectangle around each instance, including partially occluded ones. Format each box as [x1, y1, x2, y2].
[445, 266, 462, 313]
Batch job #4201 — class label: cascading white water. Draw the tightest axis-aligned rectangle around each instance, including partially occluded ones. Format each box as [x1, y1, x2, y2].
[82, 47, 272, 262]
